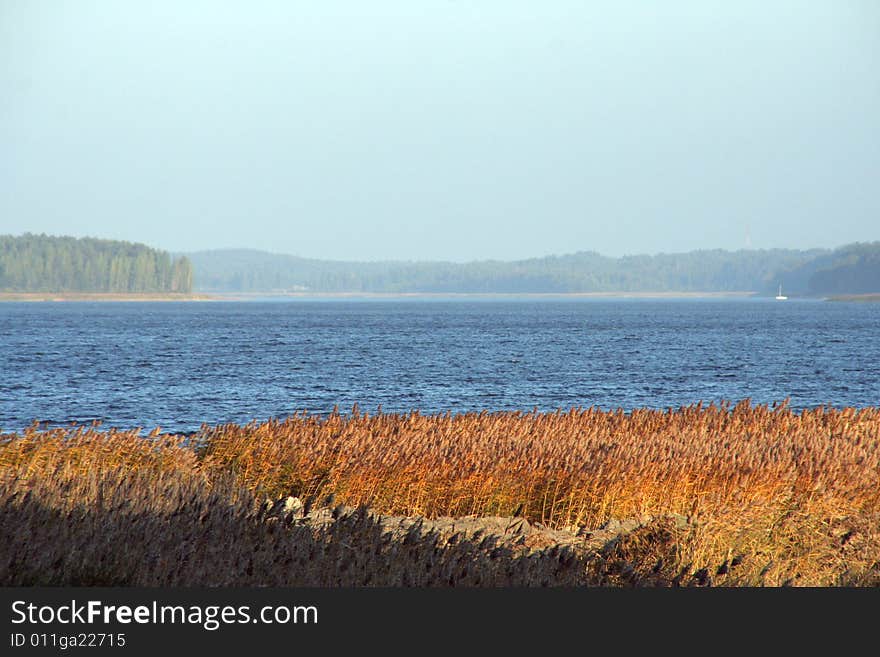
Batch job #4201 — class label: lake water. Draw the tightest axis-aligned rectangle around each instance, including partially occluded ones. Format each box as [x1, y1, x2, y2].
[1, 298, 877, 433]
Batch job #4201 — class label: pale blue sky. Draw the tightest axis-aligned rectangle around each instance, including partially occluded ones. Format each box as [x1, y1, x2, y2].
[1, 1, 878, 261]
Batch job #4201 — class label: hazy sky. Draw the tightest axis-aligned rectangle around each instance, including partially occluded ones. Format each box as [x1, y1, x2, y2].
[2, 1, 878, 261]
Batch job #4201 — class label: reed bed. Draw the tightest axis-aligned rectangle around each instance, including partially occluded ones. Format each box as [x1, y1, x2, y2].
[0, 436, 605, 586]
[2, 401, 880, 586]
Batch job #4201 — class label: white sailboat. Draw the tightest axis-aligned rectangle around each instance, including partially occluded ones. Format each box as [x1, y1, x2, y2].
[775, 283, 788, 300]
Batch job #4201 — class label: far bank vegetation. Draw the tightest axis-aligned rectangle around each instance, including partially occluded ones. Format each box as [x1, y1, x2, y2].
[0, 234, 193, 294]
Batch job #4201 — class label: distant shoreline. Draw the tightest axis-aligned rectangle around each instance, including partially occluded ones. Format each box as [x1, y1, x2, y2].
[826, 293, 880, 303]
[7, 290, 878, 302]
[0, 292, 215, 302]
[211, 290, 760, 300]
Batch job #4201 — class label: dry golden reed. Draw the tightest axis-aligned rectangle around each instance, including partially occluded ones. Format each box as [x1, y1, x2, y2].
[2, 401, 879, 586]
[0, 446, 592, 586]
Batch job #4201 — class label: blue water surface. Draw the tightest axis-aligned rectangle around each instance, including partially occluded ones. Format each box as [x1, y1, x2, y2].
[1, 298, 877, 433]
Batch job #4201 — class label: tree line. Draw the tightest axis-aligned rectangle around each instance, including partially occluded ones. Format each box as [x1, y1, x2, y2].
[4, 233, 875, 296]
[0, 234, 193, 293]
[773, 241, 880, 296]
[188, 247, 828, 294]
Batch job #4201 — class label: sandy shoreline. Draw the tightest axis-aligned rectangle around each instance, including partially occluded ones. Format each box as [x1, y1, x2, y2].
[0, 292, 215, 302]
[211, 290, 759, 300]
[7, 290, 875, 302]
[11, 290, 858, 302]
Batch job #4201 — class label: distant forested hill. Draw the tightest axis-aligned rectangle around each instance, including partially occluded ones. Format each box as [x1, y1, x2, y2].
[9, 233, 871, 296]
[0, 234, 193, 293]
[187, 247, 826, 294]
[771, 242, 880, 296]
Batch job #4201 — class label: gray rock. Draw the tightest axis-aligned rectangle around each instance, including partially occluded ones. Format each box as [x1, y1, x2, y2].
[282, 496, 303, 517]
[600, 518, 622, 532]
[669, 513, 691, 529]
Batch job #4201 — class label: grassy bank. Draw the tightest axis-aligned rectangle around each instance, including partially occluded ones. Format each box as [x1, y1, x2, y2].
[2, 403, 879, 586]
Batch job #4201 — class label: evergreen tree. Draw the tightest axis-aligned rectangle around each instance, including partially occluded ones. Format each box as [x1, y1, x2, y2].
[0, 234, 193, 294]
